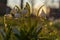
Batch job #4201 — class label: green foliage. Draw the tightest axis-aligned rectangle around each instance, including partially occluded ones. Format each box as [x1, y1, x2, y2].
[54, 22, 60, 30]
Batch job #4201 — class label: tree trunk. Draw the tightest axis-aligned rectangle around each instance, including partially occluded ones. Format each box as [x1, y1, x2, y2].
[21, 0, 23, 9]
[0, 0, 7, 5]
[59, 0, 60, 9]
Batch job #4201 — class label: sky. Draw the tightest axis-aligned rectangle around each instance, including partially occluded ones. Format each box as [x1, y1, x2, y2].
[7, 0, 59, 9]
[7, 0, 46, 9]
[7, 0, 20, 8]
[7, 0, 31, 8]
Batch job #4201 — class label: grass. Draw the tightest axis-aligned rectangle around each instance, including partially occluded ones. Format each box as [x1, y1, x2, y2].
[0, 15, 60, 40]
